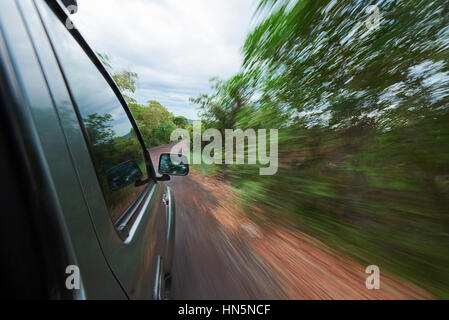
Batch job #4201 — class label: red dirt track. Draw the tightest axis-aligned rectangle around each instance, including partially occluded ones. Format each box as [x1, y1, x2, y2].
[149, 143, 432, 300]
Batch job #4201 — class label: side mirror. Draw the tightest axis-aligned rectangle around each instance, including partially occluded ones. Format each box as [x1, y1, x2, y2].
[106, 160, 143, 191]
[159, 153, 189, 176]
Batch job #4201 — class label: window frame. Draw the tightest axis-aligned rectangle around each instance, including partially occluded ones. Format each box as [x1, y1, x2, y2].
[42, 0, 156, 180]
[37, 0, 158, 236]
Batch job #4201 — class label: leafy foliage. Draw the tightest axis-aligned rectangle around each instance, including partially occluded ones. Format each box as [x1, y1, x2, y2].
[129, 100, 177, 147]
[97, 52, 138, 103]
[191, 0, 449, 297]
[173, 116, 190, 128]
[97, 53, 181, 148]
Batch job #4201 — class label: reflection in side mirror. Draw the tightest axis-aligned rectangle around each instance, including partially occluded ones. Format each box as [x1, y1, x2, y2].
[159, 153, 189, 176]
[106, 160, 143, 191]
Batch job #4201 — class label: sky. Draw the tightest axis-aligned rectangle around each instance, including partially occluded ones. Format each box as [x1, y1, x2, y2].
[71, 0, 257, 120]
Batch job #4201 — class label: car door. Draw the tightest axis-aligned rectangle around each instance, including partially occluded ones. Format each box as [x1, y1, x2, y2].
[30, 0, 168, 299]
[0, 0, 128, 299]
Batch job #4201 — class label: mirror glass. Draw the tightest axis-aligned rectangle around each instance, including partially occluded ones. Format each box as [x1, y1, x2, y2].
[106, 160, 143, 191]
[159, 153, 189, 176]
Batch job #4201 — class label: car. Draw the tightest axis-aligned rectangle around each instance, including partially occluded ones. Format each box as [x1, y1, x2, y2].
[0, 0, 188, 299]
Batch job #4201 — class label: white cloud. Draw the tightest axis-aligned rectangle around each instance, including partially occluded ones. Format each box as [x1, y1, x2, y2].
[71, 0, 256, 119]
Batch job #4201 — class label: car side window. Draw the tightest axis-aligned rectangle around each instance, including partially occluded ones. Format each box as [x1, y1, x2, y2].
[36, 0, 148, 222]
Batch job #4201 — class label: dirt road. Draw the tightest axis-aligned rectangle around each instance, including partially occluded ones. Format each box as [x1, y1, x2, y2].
[149, 144, 432, 300]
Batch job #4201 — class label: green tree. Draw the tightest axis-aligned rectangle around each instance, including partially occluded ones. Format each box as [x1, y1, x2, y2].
[97, 52, 138, 103]
[190, 74, 255, 135]
[191, 0, 449, 298]
[173, 116, 190, 128]
[129, 100, 177, 148]
[97, 53, 180, 148]
[84, 113, 114, 146]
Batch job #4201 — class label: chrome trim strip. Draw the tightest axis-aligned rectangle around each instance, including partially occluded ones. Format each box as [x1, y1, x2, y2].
[165, 186, 173, 244]
[124, 184, 156, 244]
[116, 184, 150, 229]
[153, 255, 163, 300]
[163, 186, 175, 275]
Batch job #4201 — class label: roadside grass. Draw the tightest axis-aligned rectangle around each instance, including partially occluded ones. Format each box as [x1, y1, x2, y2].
[189, 145, 449, 299]
[189, 151, 220, 177]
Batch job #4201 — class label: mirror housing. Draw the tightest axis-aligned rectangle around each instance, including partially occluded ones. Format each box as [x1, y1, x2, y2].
[106, 160, 144, 191]
[158, 153, 189, 176]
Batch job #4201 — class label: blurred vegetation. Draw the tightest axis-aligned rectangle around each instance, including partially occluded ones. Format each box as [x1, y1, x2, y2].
[191, 0, 449, 298]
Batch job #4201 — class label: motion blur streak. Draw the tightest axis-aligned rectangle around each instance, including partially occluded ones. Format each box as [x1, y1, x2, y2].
[186, 0, 449, 299]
